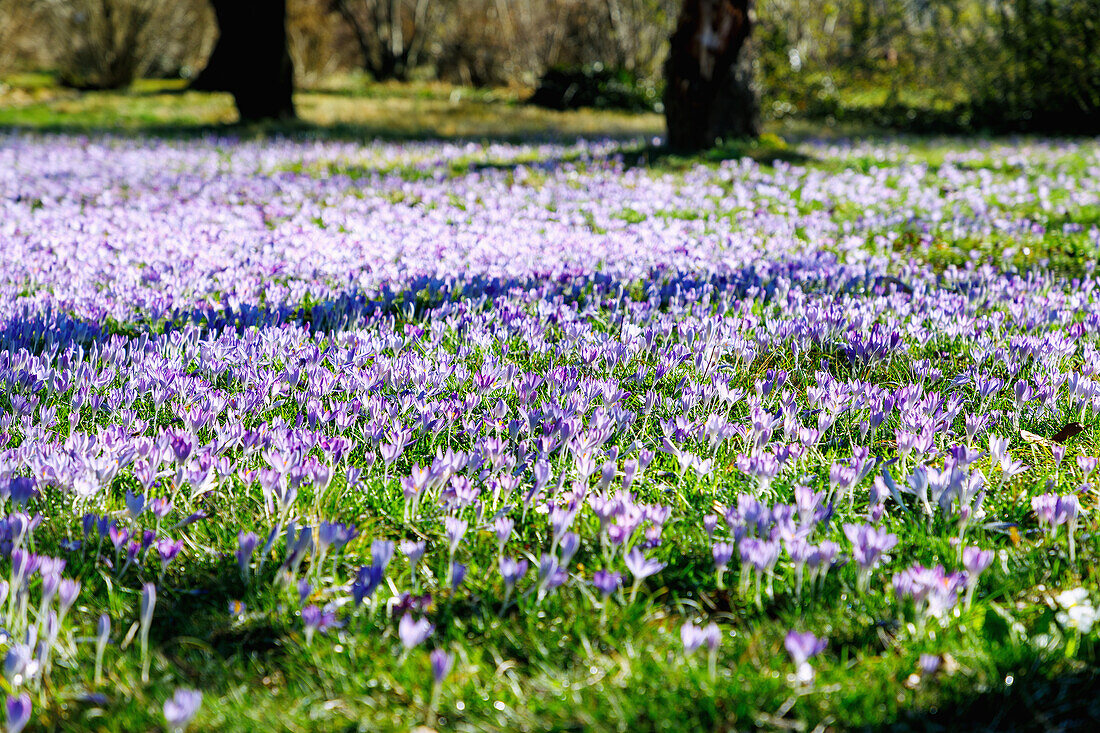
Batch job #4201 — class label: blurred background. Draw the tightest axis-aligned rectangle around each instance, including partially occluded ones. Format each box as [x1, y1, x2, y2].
[0, 0, 1097, 135]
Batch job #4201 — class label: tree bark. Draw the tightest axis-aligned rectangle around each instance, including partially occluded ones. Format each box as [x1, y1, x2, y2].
[664, 0, 757, 151]
[192, 0, 297, 122]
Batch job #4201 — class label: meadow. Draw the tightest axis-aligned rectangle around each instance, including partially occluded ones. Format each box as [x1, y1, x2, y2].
[0, 86, 1099, 731]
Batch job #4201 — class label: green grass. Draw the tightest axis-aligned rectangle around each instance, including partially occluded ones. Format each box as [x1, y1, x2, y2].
[0, 75, 662, 142]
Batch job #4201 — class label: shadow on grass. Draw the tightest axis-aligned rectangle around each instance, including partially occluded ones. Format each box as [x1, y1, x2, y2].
[0, 103, 816, 167]
[2, 252, 858, 355]
[146, 554, 299, 696]
[617, 138, 814, 171]
[0, 115, 647, 146]
[875, 667, 1100, 732]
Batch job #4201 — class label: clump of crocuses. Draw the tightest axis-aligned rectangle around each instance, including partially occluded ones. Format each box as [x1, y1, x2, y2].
[1032, 493, 1080, 560]
[681, 620, 722, 679]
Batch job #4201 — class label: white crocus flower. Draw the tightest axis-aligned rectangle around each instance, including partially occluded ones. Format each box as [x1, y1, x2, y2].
[1054, 587, 1099, 634]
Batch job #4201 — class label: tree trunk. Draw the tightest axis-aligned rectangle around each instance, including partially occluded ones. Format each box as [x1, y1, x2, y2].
[664, 0, 757, 151]
[192, 0, 297, 122]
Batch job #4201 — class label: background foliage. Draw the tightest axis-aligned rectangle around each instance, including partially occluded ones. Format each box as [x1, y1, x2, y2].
[1, 1, 1097, 133]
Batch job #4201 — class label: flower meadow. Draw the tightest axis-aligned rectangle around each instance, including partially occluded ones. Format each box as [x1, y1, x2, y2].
[1, 132, 1100, 730]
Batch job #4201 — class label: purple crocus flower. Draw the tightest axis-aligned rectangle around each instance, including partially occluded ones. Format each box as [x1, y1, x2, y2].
[401, 539, 427, 564]
[1032, 492, 1081, 559]
[58, 578, 80, 618]
[785, 631, 827, 665]
[430, 648, 453, 684]
[149, 497, 173, 520]
[297, 580, 312, 605]
[499, 556, 529, 590]
[739, 537, 780, 572]
[962, 546, 994, 580]
[624, 547, 665, 581]
[592, 570, 622, 598]
[163, 688, 202, 731]
[1032, 493, 1077, 529]
[492, 516, 514, 552]
[398, 612, 434, 649]
[5, 694, 31, 733]
[1077, 455, 1097, 481]
[6, 478, 36, 508]
[125, 490, 146, 519]
[318, 521, 359, 553]
[681, 621, 720, 654]
[155, 539, 184, 572]
[537, 554, 568, 593]
[236, 531, 259, 577]
[712, 541, 735, 569]
[444, 517, 468, 555]
[843, 522, 898, 590]
[703, 514, 719, 537]
[559, 532, 580, 564]
[351, 562, 382, 605]
[784, 631, 826, 684]
[301, 605, 338, 645]
[371, 540, 395, 569]
[40, 571, 60, 606]
[139, 582, 156, 682]
[843, 523, 898, 569]
[1055, 495, 1079, 526]
[919, 654, 941, 675]
[451, 561, 467, 591]
[893, 564, 967, 620]
[961, 544, 995, 607]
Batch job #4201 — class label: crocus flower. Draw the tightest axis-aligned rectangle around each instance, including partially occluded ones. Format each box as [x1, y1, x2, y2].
[499, 556, 528, 587]
[843, 523, 898, 590]
[451, 561, 467, 591]
[139, 583, 156, 682]
[371, 540, 395, 569]
[155, 539, 184, 573]
[624, 547, 665, 581]
[352, 565, 384, 606]
[784, 631, 826, 684]
[623, 547, 666, 602]
[125, 490, 145, 519]
[5, 694, 30, 733]
[1032, 493, 1081, 559]
[444, 517, 468, 556]
[919, 654, 941, 676]
[398, 613, 434, 649]
[430, 648, 453, 684]
[163, 688, 202, 732]
[893, 564, 967, 623]
[4, 643, 37, 686]
[681, 621, 720, 654]
[236, 531, 259, 578]
[712, 541, 735, 570]
[592, 570, 622, 598]
[492, 516, 514, 553]
[962, 546, 994, 608]
[1077, 455, 1097, 481]
[1055, 587, 1100, 634]
[94, 613, 110, 683]
[302, 605, 338, 645]
[149, 497, 173, 520]
[559, 532, 580, 564]
[58, 578, 80, 619]
[401, 539, 427, 564]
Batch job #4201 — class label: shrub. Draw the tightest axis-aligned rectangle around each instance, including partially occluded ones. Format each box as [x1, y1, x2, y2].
[528, 64, 662, 112]
[39, 0, 214, 89]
